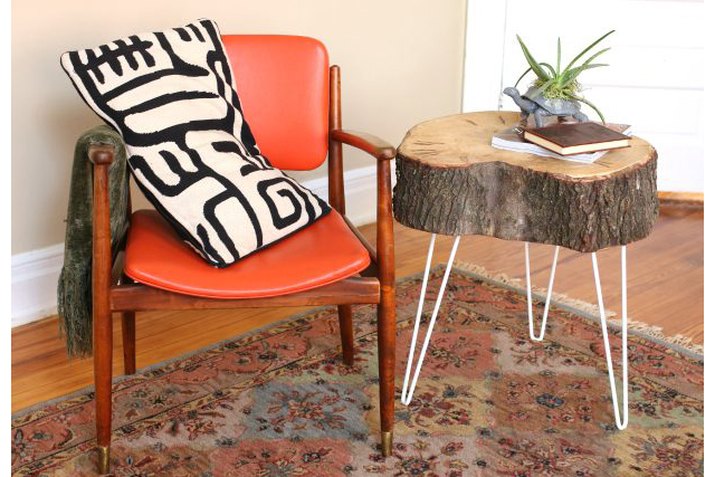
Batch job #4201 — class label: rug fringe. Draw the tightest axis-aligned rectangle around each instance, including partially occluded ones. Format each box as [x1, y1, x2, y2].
[453, 260, 703, 356]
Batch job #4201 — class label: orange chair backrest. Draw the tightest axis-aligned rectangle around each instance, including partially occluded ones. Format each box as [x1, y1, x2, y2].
[222, 35, 330, 171]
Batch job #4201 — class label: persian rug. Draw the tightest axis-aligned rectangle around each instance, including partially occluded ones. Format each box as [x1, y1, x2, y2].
[12, 266, 704, 476]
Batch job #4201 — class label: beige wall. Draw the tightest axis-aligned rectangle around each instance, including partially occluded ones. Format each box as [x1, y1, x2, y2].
[11, 0, 466, 254]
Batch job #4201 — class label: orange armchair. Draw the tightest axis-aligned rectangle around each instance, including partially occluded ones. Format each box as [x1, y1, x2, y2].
[87, 35, 396, 474]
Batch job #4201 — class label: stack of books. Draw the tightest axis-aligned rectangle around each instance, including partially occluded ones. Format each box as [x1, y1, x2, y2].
[491, 121, 632, 164]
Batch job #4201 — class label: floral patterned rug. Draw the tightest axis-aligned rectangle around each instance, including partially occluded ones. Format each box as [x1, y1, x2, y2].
[12, 266, 703, 476]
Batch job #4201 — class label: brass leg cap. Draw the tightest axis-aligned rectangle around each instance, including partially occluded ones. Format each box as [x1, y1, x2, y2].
[342, 355, 354, 367]
[381, 430, 394, 457]
[97, 445, 110, 475]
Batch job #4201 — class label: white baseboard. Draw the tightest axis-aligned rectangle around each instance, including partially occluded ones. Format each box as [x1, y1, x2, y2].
[304, 165, 380, 227]
[11, 243, 65, 328]
[10, 165, 379, 328]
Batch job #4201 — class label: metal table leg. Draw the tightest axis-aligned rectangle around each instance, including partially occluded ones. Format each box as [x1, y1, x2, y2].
[591, 246, 629, 430]
[525, 243, 560, 341]
[525, 242, 629, 429]
[401, 234, 461, 406]
[403, 239, 629, 430]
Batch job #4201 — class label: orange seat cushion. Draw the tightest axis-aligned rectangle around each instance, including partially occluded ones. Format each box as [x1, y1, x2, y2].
[124, 210, 370, 299]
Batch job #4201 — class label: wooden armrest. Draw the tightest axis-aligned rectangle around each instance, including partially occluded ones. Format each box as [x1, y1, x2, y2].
[88, 144, 115, 165]
[79, 124, 124, 165]
[330, 129, 396, 161]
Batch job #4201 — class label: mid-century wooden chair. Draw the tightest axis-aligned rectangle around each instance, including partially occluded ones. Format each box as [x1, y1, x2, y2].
[86, 35, 396, 474]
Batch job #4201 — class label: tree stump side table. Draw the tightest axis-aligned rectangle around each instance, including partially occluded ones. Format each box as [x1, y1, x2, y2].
[394, 111, 658, 430]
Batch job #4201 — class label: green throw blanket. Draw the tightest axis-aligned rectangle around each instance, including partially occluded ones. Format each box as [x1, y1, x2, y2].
[57, 125, 130, 357]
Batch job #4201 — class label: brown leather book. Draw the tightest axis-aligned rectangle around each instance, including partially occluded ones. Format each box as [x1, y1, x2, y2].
[523, 122, 632, 155]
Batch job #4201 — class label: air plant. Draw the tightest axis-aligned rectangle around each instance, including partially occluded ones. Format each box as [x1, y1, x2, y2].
[514, 30, 615, 122]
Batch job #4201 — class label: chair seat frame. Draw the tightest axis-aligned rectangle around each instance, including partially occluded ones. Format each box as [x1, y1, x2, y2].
[88, 65, 396, 474]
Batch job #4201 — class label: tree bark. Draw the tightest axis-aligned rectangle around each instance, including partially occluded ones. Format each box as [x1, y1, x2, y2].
[393, 112, 658, 252]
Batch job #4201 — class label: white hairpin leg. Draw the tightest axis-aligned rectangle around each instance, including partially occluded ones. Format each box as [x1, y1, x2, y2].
[591, 246, 629, 430]
[401, 234, 461, 406]
[525, 243, 560, 341]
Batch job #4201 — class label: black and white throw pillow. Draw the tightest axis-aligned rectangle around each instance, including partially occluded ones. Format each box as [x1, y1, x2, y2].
[61, 19, 330, 267]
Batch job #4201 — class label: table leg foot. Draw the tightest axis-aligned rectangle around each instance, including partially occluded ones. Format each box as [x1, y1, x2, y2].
[591, 246, 629, 430]
[400, 234, 461, 406]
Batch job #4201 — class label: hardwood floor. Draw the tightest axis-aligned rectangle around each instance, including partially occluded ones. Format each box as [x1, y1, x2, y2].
[11, 204, 703, 413]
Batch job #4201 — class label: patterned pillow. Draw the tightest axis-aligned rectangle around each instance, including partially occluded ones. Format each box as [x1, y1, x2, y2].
[61, 19, 330, 268]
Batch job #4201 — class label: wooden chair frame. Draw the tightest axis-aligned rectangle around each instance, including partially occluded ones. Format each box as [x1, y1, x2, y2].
[88, 65, 396, 474]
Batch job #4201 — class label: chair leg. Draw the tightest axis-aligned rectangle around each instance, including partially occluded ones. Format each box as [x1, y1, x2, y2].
[121, 311, 136, 375]
[377, 288, 396, 457]
[94, 310, 113, 474]
[337, 305, 354, 366]
[375, 157, 396, 457]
